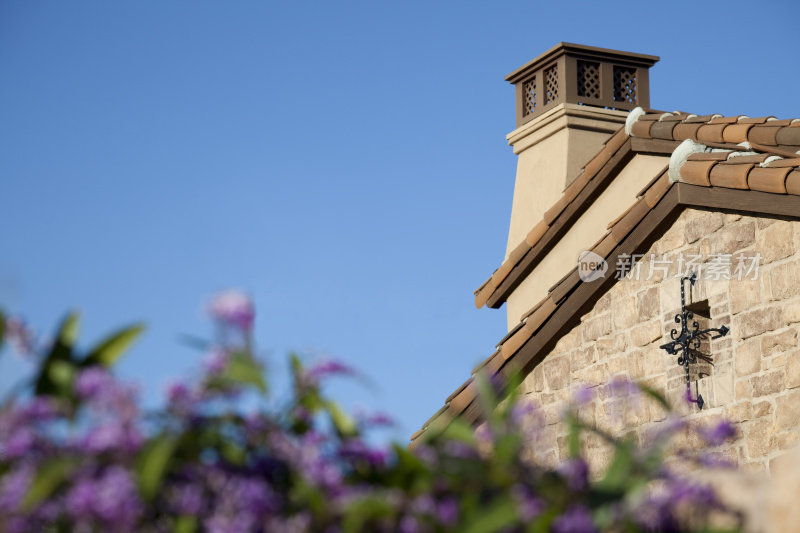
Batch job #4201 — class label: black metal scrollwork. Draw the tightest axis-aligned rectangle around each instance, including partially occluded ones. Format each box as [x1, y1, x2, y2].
[658, 273, 730, 410]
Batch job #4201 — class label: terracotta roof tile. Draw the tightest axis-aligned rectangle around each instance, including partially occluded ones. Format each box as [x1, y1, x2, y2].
[766, 157, 800, 168]
[686, 151, 730, 161]
[726, 153, 769, 164]
[696, 124, 727, 144]
[610, 197, 650, 242]
[709, 115, 745, 125]
[500, 322, 535, 360]
[722, 124, 753, 143]
[738, 116, 775, 124]
[472, 350, 502, 375]
[679, 161, 715, 186]
[748, 125, 781, 145]
[649, 121, 677, 140]
[628, 110, 800, 153]
[747, 166, 791, 194]
[591, 231, 618, 259]
[787, 170, 800, 195]
[643, 171, 671, 207]
[709, 162, 752, 189]
[630, 120, 653, 138]
[776, 127, 800, 146]
[673, 122, 703, 140]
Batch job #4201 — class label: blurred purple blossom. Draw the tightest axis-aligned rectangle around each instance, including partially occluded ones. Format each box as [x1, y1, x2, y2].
[66, 467, 142, 531]
[699, 420, 736, 446]
[558, 458, 589, 492]
[436, 497, 458, 525]
[3, 316, 36, 357]
[552, 504, 597, 533]
[208, 290, 255, 331]
[512, 484, 544, 521]
[307, 360, 355, 381]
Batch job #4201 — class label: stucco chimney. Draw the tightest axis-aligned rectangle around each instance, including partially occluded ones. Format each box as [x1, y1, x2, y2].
[503, 43, 659, 257]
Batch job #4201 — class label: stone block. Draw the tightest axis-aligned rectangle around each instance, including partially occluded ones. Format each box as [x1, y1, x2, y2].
[582, 313, 612, 343]
[744, 418, 775, 458]
[771, 261, 800, 300]
[712, 222, 755, 255]
[637, 287, 660, 320]
[684, 211, 723, 244]
[630, 320, 661, 347]
[726, 401, 753, 423]
[751, 371, 785, 397]
[542, 356, 570, 390]
[761, 329, 797, 356]
[612, 296, 638, 330]
[735, 338, 762, 377]
[734, 307, 783, 339]
[753, 400, 773, 418]
[775, 390, 800, 431]
[786, 350, 800, 389]
[729, 279, 761, 315]
[595, 334, 625, 359]
[757, 220, 794, 264]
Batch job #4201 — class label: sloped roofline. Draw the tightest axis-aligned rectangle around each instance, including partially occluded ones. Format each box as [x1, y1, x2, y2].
[414, 131, 800, 444]
[475, 110, 800, 310]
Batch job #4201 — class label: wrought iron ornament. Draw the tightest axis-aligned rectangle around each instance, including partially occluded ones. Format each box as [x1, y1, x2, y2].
[659, 273, 730, 410]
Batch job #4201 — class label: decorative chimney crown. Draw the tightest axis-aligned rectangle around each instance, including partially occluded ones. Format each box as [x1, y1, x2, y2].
[506, 43, 659, 127]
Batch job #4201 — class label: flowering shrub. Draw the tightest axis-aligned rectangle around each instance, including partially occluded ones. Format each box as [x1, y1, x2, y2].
[0, 297, 742, 532]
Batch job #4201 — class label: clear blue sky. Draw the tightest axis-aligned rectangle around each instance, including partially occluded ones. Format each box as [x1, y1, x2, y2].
[1, 1, 798, 441]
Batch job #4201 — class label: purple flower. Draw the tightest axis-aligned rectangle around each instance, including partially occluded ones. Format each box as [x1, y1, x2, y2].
[436, 498, 458, 526]
[203, 349, 228, 375]
[66, 467, 142, 530]
[699, 420, 736, 446]
[4, 316, 36, 357]
[2, 427, 35, 459]
[399, 515, 420, 533]
[306, 360, 355, 381]
[208, 290, 255, 331]
[169, 483, 204, 515]
[75, 367, 114, 400]
[558, 458, 589, 491]
[512, 485, 544, 521]
[552, 505, 597, 533]
[572, 385, 593, 406]
[81, 422, 142, 454]
[510, 401, 537, 424]
[0, 464, 33, 512]
[338, 438, 389, 468]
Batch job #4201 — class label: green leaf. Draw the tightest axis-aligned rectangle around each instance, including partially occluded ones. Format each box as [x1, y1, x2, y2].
[325, 400, 358, 438]
[137, 434, 178, 501]
[23, 458, 76, 510]
[57, 311, 80, 348]
[597, 438, 636, 491]
[221, 352, 267, 394]
[82, 323, 145, 368]
[566, 413, 581, 458]
[34, 312, 80, 396]
[638, 382, 672, 413]
[47, 360, 76, 394]
[462, 496, 518, 533]
[342, 495, 394, 533]
[174, 515, 197, 533]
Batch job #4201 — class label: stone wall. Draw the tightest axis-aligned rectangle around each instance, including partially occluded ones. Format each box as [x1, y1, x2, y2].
[517, 208, 800, 475]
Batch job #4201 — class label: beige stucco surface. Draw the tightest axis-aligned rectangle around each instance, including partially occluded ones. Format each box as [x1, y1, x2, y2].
[506, 153, 669, 328]
[504, 104, 627, 260]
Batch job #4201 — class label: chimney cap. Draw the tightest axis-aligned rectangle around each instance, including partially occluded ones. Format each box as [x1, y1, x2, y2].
[505, 42, 659, 84]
